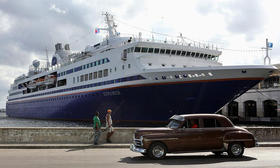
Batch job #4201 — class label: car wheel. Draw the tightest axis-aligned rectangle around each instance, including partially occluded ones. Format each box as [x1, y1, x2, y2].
[227, 142, 244, 158]
[148, 142, 167, 159]
[212, 151, 223, 156]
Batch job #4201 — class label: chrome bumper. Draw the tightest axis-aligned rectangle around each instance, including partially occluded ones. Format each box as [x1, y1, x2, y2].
[130, 144, 146, 153]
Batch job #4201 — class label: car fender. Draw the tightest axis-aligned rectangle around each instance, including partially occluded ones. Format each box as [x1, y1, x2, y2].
[223, 131, 255, 148]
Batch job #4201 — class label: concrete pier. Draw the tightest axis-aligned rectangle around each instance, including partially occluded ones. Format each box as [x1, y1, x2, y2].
[0, 127, 279, 144]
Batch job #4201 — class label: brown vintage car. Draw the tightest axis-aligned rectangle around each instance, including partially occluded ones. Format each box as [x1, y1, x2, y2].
[130, 114, 257, 159]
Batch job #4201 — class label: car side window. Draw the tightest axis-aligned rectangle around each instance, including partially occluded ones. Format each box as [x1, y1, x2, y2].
[203, 118, 221, 128]
[187, 119, 199, 128]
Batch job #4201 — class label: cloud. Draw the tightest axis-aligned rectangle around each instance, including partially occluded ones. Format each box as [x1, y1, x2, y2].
[196, 0, 265, 41]
[49, 4, 66, 14]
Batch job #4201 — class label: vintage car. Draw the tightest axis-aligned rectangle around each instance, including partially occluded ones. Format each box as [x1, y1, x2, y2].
[130, 114, 257, 159]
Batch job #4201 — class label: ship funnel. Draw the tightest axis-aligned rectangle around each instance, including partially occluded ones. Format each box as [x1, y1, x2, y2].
[55, 43, 63, 51]
[64, 44, 70, 50]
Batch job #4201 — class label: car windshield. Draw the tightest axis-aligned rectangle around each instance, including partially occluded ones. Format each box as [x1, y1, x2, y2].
[167, 120, 181, 129]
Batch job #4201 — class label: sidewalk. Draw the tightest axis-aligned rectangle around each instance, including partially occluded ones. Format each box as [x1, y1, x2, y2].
[0, 142, 279, 149]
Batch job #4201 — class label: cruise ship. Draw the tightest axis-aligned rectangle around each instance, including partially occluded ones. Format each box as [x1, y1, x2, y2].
[6, 13, 278, 125]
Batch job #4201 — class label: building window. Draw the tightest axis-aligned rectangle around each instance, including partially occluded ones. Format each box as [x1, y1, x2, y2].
[77, 76, 79, 82]
[93, 72, 98, 79]
[85, 74, 89, 81]
[115, 67, 117, 72]
[89, 73, 93, 80]
[228, 101, 238, 117]
[104, 69, 108, 77]
[171, 50, 176, 55]
[98, 70, 102, 78]
[128, 64, 131, 68]
[263, 100, 278, 117]
[73, 77, 75, 84]
[160, 49, 165, 54]
[122, 65, 125, 70]
[148, 63, 152, 66]
[244, 100, 257, 117]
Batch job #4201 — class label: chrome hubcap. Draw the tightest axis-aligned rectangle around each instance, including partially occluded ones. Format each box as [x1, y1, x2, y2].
[152, 145, 164, 158]
[231, 144, 242, 156]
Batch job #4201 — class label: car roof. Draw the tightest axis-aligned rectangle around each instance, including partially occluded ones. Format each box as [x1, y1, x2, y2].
[180, 114, 226, 119]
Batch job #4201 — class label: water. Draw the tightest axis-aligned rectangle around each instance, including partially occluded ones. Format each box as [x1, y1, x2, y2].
[0, 113, 92, 127]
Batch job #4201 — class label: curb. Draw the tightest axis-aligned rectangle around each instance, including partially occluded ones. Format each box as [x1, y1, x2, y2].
[0, 143, 279, 149]
[0, 144, 130, 149]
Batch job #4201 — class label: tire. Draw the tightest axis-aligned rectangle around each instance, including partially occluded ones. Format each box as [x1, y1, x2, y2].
[212, 151, 223, 156]
[227, 142, 244, 158]
[148, 142, 167, 159]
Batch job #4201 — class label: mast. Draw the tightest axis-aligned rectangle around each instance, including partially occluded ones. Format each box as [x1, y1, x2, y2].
[263, 38, 271, 65]
[96, 12, 119, 39]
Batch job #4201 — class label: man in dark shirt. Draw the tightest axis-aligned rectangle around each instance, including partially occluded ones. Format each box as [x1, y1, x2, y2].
[93, 111, 101, 145]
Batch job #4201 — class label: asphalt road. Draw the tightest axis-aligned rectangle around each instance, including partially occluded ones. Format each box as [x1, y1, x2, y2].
[0, 147, 279, 168]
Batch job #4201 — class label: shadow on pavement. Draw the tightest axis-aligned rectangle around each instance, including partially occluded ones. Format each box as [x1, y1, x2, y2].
[66, 145, 95, 152]
[119, 154, 257, 165]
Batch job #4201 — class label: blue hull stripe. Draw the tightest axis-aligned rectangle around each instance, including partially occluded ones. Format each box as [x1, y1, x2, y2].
[6, 78, 262, 123]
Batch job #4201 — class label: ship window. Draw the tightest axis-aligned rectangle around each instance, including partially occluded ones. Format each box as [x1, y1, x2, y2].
[128, 64, 131, 68]
[98, 70, 102, 78]
[94, 72, 98, 79]
[171, 50, 176, 55]
[195, 53, 200, 57]
[85, 74, 89, 81]
[166, 49, 171, 54]
[186, 51, 191, 56]
[141, 47, 148, 53]
[191, 52, 195, 56]
[104, 69, 108, 77]
[181, 51, 186, 56]
[135, 47, 141, 52]
[148, 48, 154, 53]
[160, 49, 165, 54]
[80, 75, 84, 82]
[154, 48, 159, 53]
[176, 50, 181, 55]
[89, 73, 93, 80]
[57, 79, 66, 87]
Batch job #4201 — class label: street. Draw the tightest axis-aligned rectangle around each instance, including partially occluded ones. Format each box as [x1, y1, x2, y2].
[0, 147, 279, 168]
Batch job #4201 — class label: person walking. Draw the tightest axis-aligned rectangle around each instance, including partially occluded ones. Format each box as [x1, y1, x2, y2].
[93, 111, 101, 145]
[106, 109, 114, 143]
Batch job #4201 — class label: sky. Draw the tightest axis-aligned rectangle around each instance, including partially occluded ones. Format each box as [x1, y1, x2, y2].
[0, 0, 280, 108]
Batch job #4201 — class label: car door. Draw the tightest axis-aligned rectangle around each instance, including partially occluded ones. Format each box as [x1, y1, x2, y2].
[199, 118, 224, 150]
[173, 118, 204, 151]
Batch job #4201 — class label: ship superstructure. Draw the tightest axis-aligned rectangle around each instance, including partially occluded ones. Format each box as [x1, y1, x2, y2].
[6, 13, 278, 125]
